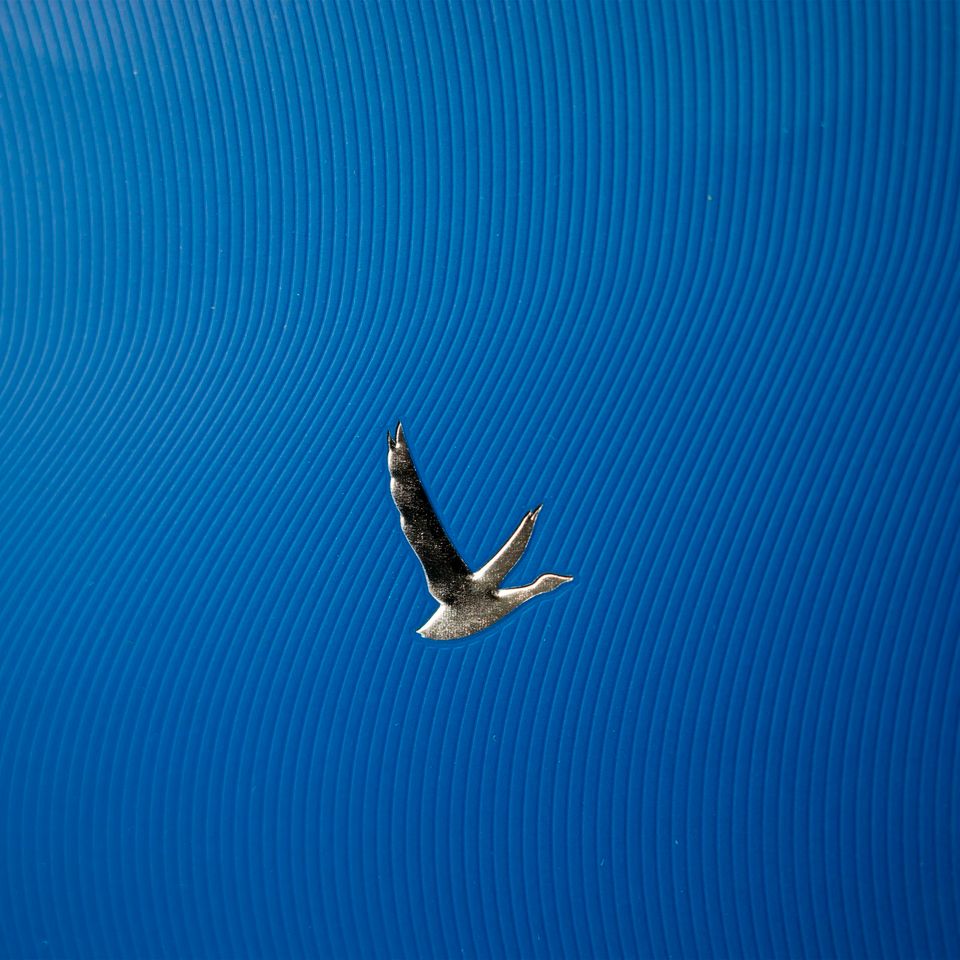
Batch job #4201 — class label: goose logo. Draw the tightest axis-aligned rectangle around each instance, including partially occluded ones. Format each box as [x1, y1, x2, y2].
[387, 423, 573, 640]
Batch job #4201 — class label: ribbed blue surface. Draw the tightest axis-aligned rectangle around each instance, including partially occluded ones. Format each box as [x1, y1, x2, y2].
[1, 2, 958, 957]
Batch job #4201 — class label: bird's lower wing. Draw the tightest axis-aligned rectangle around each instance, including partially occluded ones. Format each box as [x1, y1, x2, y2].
[474, 505, 541, 588]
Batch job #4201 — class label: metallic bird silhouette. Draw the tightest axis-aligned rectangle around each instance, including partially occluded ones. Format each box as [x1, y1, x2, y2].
[388, 423, 573, 639]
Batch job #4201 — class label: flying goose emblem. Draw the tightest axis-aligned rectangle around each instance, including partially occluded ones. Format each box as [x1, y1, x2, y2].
[387, 423, 573, 639]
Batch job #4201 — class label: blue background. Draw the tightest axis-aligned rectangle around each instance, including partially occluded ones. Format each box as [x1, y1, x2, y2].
[1, 2, 959, 957]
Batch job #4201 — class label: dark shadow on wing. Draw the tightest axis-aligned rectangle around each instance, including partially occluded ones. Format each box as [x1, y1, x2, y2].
[388, 423, 471, 603]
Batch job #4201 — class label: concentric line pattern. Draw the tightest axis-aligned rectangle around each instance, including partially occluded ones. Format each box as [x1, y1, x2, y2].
[0, 2, 958, 957]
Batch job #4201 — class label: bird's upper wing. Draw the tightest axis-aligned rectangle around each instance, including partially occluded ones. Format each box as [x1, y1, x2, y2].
[388, 423, 471, 603]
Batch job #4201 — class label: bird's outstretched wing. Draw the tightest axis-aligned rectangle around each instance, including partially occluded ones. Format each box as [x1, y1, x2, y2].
[388, 423, 471, 603]
[474, 504, 542, 588]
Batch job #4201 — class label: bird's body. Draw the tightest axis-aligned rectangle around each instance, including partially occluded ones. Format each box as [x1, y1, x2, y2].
[416, 575, 573, 640]
[387, 423, 572, 640]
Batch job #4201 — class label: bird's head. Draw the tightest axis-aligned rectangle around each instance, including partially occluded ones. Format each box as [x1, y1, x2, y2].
[531, 573, 574, 595]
